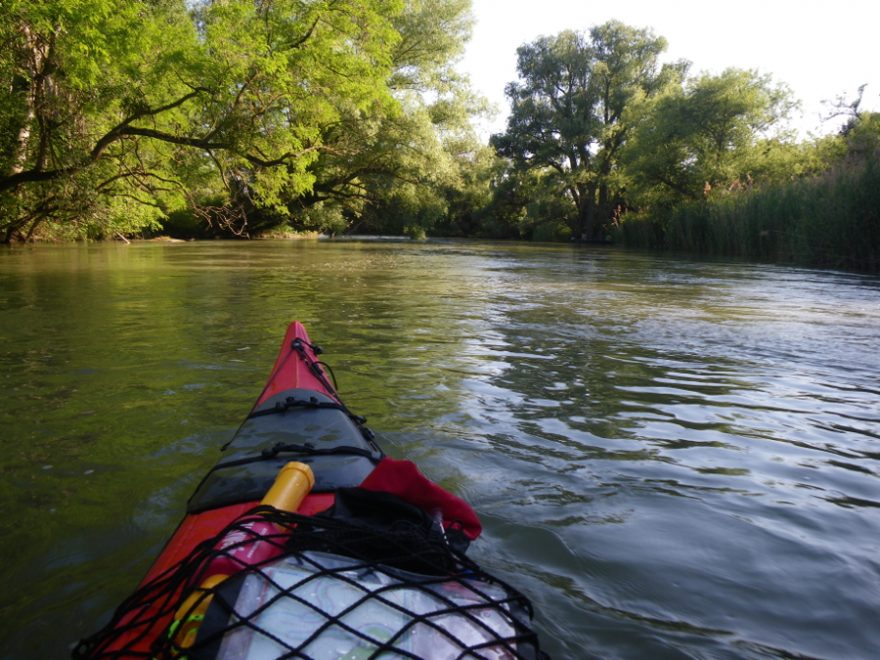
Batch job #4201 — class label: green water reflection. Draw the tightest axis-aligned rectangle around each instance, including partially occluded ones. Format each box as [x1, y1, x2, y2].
[1, 241, 878, 658]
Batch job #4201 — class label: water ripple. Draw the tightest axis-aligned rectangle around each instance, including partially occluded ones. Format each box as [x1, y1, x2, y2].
[2, 242, 879, 658]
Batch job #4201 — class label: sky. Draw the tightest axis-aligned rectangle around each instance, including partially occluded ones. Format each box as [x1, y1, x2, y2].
[459, 0, 880, 139]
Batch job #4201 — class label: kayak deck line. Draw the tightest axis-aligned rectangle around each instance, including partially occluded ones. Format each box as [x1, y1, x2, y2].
[73, 321, 545, 659]
[247, 396, 348, 419]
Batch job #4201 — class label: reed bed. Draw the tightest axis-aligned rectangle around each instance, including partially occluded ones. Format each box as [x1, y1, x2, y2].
[620, 156, 880, 272]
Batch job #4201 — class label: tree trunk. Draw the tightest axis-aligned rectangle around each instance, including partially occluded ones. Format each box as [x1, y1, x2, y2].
[8, 24, 50, 177]
[574, 183, 597, 241]
[597, 181, 610, 239]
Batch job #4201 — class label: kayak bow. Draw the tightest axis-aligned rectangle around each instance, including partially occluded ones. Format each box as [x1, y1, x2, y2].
[75, 322, 543, 659]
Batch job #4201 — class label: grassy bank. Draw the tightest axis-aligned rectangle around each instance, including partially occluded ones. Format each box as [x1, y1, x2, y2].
[618, 155, 880, 272]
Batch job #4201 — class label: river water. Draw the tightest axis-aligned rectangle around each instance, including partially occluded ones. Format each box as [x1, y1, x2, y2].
[0, 240, 878, 659]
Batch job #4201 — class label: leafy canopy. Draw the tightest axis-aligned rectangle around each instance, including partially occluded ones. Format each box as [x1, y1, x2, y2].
[624, 68, 795, 206]
[0, 0, 404, 240]
[491, 21, 680, 239]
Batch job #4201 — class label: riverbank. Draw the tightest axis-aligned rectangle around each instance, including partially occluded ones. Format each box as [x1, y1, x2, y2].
[6, 151, 879, 275]
[616, 155, 880, 273]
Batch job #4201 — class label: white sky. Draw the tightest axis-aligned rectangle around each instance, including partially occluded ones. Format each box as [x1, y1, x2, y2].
[459, 0, 880, 139]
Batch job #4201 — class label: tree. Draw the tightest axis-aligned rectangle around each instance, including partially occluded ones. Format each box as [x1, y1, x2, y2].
[843, 111, 880, 158]
[0, 0, 196, 240]
[822, 83, 868, 134]
[0, 0, 402, 241]
[290, 0, 485, 236]
[624, 68, 795, 207]
[824, 84, 880, 159]
[490, 21, 682, 240]
[435, 140, 498, 237]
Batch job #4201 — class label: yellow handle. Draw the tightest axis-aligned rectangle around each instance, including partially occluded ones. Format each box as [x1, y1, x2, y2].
[169, 574, 227, 650]
[168, 462, 314, 652]
[261, 461, 315, 512]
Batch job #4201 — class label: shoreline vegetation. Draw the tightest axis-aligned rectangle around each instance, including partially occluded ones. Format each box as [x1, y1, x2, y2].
[616, 149, 880, 272]
[2, 2, 877, 272]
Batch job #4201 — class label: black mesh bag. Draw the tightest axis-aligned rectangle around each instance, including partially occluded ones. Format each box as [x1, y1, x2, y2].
[74, 491, 545, 659]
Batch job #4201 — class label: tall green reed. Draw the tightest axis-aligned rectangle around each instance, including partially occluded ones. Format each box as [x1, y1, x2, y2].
[619, 155, 880, 272]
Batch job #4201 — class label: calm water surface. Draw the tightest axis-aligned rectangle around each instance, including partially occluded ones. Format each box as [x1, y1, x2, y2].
[1, 241, 878, 658]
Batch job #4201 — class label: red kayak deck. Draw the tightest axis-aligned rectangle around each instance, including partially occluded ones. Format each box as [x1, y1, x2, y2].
[141, 322, 339, 584]
[104, 323, 343, 654]
[255, 321, 340, 406]
[76, 322, 542, 659]
[140, 493, 335, 585]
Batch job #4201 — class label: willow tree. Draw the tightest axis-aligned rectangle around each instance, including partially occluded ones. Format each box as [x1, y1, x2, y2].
[491, 21, 683, 240]
[624, 68, 795, 207]
[293, 0, 486, 237]
[0, 0, 402, 241]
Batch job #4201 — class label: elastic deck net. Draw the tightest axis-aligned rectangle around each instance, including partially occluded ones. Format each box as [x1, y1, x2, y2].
[74, 501, 544, 659]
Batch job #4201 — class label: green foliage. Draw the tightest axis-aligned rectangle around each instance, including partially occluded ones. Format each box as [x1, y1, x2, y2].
[435, 142, 498, 236]
[304, 102, 456, 232]
[1, 0, 197, 239]
[163, 207, 209, 240]
[478, 166, 570, 240]
[403, 224, 428, 240]
[362, 180, 449, 236]
[297, 0, 485, 237]
[618, 102, 880, 272]
[293, 203, 350, 235]
[844, 112, 880, 157]
[619, 148, 880, 272]
[624, 68, 795, 208]
[487, 23, 877, 269]
[0, 0, 406, 241]
[6, 1, 872, 269]
[193, 0, 402, 218]
[389, 0, 472, 92]
[491, 21, 679, 240]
